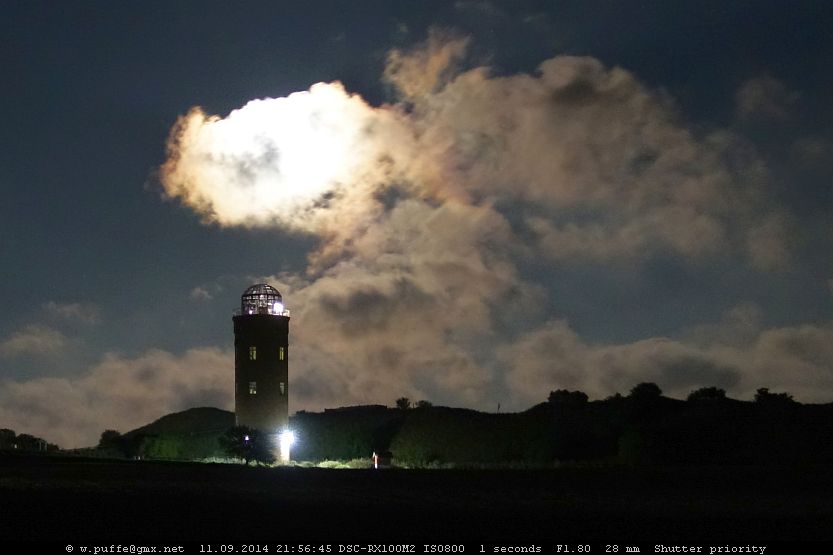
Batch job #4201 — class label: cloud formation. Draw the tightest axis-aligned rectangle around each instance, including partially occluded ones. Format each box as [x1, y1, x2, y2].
[383, 30, 470, 100]
[189, 286, 214, 302]
[401, 56, 788, 267]
[0, 325, 67, 357]
[502, 314, 833, 406]
[42, 301, 101, 325]
[164, 41, 787, 269]
[155, 35, 814, 418]
[161, 82, 411, 247]
[267, 199, 541, 411]
[736, 75, 800, 121]
[0, 347, 232, 448]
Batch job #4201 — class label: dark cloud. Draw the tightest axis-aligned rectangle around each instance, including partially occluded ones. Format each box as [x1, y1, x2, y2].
[316, 278, 435, 336]
[735, 75, 800, 122]
[658, 355, 740, 391]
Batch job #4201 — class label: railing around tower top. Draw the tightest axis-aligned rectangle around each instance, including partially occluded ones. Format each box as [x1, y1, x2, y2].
[232, 307, 291, 317]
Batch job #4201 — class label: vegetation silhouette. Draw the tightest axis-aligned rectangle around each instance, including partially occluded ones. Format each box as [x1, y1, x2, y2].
[291, 385, 833, 466]
[630, 382, 663, 400]
[65, 385, 833, 467]
[687, 386, 727, 402]
[0, 428, 58, 452]
[548, 389, 589, 407]
[6, 386, 833, 542]
[755, 387, 796, 406]
[74, 407, 234, 460]
[219, 426, 275, 466]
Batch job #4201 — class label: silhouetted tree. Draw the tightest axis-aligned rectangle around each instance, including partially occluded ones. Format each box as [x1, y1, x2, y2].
[687, 387, 727, 402]
[629, 382, 662, 400]
[219, 426, 275, 465]
[121, 433, 151, 459]
[0, 429, 57, 452]
[754, 387, 795, 405]
[548, 389, 589, 407]
[627, 383, 663, 419]
[395, 397, 412, 410]
[98, 429, 122, 449]
[15, 434, 45, 451]
[0, 429, 15, 450]
[415, 400, 433, 409]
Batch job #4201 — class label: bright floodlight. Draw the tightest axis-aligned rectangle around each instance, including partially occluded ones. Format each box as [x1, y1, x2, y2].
[280, 430, 295, 447]
[279, 430, 295, 462]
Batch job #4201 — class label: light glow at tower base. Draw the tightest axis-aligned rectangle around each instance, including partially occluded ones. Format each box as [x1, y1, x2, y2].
[279, 430, 295, 463]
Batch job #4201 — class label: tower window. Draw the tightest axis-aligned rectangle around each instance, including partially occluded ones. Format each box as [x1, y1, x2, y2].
[280, 382, 285, 395]
[279, 346, 285, 361]
[249, 381, 257, 395]
[249, 346, 257, 360]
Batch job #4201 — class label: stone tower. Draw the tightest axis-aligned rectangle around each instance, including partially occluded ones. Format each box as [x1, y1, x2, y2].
[232, 284, 290, 448]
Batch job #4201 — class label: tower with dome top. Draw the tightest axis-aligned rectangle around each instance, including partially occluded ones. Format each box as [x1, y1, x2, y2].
[232, 283, 292, 459]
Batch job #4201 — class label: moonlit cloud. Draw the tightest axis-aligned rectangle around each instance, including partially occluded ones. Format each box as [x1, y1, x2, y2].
[791, 136, 833, 171]
[155, 34, 817, 417]
[265, 199, 541, 411]
[736, 75, 800, 121]
[189, 286, 213, 301]
[383, 29, 470, 100]
[161, 82, 412, 242]
[0, 347, 232, 448]
[164, 40, 787, 267]
[502, 314, 833, 406]
[41, 301, 101, 325]
[401, 56, 788, 266]
[0, 325, 67, 357]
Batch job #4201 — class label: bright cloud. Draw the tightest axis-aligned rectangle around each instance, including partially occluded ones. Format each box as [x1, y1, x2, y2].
[161, 82, 412, 243]
[0, 325, 67, 357]
[154, 35, 814, 418]
[41, 301, 101, 325]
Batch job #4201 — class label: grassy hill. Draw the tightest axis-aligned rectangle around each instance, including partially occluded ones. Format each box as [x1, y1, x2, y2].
[106, 407, 234, 460]
[128, 406, 233, 437]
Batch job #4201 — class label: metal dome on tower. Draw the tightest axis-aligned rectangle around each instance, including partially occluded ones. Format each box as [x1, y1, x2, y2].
[239, 283, 290, 316]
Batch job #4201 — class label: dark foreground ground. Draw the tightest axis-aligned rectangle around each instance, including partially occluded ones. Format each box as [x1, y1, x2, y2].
[1, 455, 832, 542]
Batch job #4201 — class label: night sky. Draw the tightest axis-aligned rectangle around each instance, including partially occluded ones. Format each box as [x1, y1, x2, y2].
[2, 1, 833, 448]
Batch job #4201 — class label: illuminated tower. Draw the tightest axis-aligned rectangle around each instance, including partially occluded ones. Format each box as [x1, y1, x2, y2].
[233, 284, 291, 457]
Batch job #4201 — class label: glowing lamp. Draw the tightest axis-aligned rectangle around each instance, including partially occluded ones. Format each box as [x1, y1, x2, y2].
[279, 430, 295, 462]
